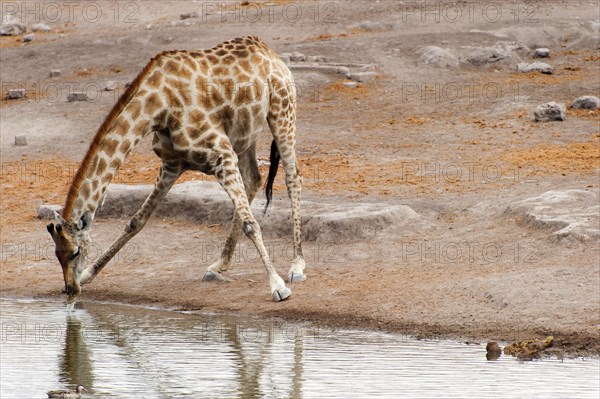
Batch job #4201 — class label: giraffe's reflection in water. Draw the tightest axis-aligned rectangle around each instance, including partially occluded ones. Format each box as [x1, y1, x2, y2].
[60, 302, 304, 398]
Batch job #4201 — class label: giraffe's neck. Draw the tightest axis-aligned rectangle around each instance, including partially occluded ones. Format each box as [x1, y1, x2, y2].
[63, 59, 159, 222]
[67, 111, 146, 220]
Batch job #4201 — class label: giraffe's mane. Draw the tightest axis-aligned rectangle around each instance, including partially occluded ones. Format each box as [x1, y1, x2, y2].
[62, 56, 159, 220]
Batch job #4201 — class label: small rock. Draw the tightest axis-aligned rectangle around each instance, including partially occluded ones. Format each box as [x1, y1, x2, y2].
[486, 342, 502, 361]
[67, 92, 89, 102]
[180, 12, 199, 20]
[571, 95, 600, 110]
[417, 46, 459, 68]
[534, 48, 550, 58]
[31, 23, 51, 32]
[359, 20, 382, 31]
[22, 33, 35, 42]
[49, 69, 61, 77]
[466, 48, 509, 66]
[14, 135, 27, 146]
[306, 56, 317, 63]
[37, 204, 63, 220]
[343, 81, 358, 89]
[104, 81, 118, 91]
[517, 62, 553, 74]
[350, 71, 376, 83]
[6, 89, 26, 100]
[290, 52, 306, 62]
[0, 22, 26, 36]
[534, 102, 566, 122]
[315, 55, 327, 62]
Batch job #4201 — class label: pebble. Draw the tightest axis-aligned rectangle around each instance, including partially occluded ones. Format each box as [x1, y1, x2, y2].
[31, 23, 51, 32]
[6, 89, 26, 100]
[104, 81, 118, 91]
[350, 71, 376, 83]
[517, 62, 553, 74]
[14, 135, 27, 146]
[534, 48, 550, 58]
[290, 52, 306, 62]
[0, 22, 26, 36]
[571, 95, 600, 110]
[180, 12, 199, 20]
[23, 33, 35, 42]
[359, 21, 382, 31]
[534, 102, 566, 122]
[343, 81, 358, 89]
[49, 70, 61, 77]
[67, 92, 89, 102]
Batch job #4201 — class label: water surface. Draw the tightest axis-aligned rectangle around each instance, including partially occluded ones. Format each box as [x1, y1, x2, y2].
[1, 299, 597, 398]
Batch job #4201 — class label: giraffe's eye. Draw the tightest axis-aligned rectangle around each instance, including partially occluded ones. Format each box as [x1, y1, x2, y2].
[70, 247, 80, 260]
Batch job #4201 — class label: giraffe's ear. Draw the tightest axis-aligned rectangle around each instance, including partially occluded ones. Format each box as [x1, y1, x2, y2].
[77, 211, 93, 231]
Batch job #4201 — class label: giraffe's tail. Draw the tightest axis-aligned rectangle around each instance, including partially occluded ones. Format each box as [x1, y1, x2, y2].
[263, 140, 280, 214]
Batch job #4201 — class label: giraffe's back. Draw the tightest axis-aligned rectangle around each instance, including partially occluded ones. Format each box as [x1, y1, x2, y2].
[142, 36, 295, 170]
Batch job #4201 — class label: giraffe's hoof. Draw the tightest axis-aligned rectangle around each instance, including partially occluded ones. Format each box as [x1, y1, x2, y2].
[202, 270, 228, 282]
[62, 284, 85, 293]
[288, 272, 307, 283]
[272, 287, 292, 302]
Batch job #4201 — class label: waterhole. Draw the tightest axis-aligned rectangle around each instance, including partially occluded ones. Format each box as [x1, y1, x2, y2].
[1, 299, 597, 398]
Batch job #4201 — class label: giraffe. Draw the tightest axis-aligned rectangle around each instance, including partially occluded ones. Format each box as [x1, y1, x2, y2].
[46, 36, 306, 304]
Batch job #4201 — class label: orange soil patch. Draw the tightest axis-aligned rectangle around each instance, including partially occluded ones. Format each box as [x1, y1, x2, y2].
[569, 108, 600, 119]
[502, 70, 583, 85]
[74, 68, 99, 77]
[404, 116, 426, 125]
[496, 137, 600, 176]
[306, 28, 378, 42]
[324, 80, 370, 99]
[0, 35, 24, 49]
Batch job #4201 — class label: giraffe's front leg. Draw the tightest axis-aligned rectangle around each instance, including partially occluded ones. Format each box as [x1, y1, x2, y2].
[79, 163, 181, 285]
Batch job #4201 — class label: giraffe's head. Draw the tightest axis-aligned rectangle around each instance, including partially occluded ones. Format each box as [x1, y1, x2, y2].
[46, 211, 93, 304]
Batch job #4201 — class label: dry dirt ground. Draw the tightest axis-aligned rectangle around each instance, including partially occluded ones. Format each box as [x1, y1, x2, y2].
[1, 1, 599, 357]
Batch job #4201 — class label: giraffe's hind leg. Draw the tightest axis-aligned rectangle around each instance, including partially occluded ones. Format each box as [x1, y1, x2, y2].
[268, 105, 306, 283]
[214, 148, 290, 302]
[202, 146, 262, 281]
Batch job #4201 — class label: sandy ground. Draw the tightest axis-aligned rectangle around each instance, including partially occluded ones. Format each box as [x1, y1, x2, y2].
[1, 1, 599, 357]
